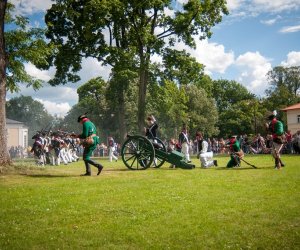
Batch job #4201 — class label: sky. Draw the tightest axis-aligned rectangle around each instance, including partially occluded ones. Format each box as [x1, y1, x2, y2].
[7, 0, 300, 117]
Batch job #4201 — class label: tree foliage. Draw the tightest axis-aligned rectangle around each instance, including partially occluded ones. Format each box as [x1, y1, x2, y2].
[45, 0, 228, 131]
[265, 66, 300, 110]
[5, 3, 53, 92]
[212, 79, 255, 113]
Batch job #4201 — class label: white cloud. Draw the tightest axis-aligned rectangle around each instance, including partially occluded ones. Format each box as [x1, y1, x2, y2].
[235, 51, 272, 95]
[226, 0, 244, 11]
[183, 39, 235, 74]
[253, 0, 300, 13]
[281, 51, 300, 66]
[260, 15, 282, 25]
[8, 57, 111, 117]
[79, 58, 111, 83]
[153, 38, 235, 75]
[24, 62, 53, 81]
[35, 99, 72, 117]
[279, 25, 300, 33]
[176, 0, 188, 4]
[11, 0, 52, 15]
[164, 7, 175, 17]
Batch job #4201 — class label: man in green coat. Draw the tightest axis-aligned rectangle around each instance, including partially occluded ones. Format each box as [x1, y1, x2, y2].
[77, 114, 104, 176]
[226, 135, 244, 168]
[266, 110, 285, 169]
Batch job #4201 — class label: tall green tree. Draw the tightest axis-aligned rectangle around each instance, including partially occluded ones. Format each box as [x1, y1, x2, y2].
[218, 99, 266, 137]
[0, 3, 53, 166]
[62, 77, 108, 137]
[106, 69, 139, 142]
[267, 66, 300, 97]
[45, 0, 228, 132]
[147, 79, 188, 139]
[212, 79, 255, 113]
[265, 66, 300, 111]
[183, 84, 218, 137]
[0, 0, 9, 165]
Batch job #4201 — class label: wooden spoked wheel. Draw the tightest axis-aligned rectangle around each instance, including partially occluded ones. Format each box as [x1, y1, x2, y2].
[121, 135, 155, 170]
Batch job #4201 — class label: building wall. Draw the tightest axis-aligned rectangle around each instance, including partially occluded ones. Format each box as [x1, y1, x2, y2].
[6, 124, 28, 148]
[286, 109, 300, 134]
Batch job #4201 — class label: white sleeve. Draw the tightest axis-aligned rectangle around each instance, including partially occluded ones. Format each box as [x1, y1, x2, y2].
[201, 141, 208, 153]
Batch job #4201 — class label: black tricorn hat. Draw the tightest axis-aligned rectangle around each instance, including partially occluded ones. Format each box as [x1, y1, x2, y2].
[77, 113, 88, 122]
[267, 110, 277, 121]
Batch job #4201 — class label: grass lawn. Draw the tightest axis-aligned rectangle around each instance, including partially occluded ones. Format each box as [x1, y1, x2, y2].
[0, 154, 299, 249]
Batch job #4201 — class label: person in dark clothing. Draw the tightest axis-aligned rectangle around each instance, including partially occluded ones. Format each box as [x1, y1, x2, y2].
[145, 115, 158, 140]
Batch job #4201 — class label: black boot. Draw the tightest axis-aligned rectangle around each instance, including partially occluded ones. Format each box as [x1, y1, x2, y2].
[86, 159, 103, 175]
[275, 158, 281, 169]
[81, 161, 91, 176]
[279, 159, 285, 167]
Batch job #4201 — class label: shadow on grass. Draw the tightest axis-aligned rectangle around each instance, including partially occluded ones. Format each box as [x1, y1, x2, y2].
[21, 173, 78, 178]
[215, 167, 262, 170]
[104, 168, 130, 172]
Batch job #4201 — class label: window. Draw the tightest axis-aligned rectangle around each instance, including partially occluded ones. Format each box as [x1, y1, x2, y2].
[24, 135, 27, 148]
[298, 115, 300, 123]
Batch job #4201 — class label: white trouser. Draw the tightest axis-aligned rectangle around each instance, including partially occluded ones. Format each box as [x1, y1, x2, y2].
[72, 150, 79, 161]
[59, 148, 68, 164]
[181, 142, 190, 161]
[109, 147, 118, 162]
[272, 142, 283, 159]
[200, 151, 214, 168]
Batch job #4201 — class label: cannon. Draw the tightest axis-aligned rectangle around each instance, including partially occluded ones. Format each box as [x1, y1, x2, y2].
[121, 135, 195, 170]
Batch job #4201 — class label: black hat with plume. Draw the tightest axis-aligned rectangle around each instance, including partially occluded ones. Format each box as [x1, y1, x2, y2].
[77, 112, 88, 122]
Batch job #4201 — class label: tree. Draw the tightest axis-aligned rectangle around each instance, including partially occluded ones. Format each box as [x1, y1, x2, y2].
[212, 79, 255, 113]
[0, 3, 53, 166]
[218, 99, 266, 137]
[6, 96, 54, 142]
[267, 66, 300, 97]
[211, 79, 257, 137]
[106, 69, 139, 142]
[183, 84, 218, 136]
[0, 0, 10, 165]
[62, 77, 109, 137]
[147, 79, 188, 139]
[45, 0, 228, 132]
[265, 66, 300, 110]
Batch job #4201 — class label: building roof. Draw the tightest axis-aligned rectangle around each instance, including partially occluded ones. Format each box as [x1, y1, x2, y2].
[6, 118, 28, 128]
[282, 103, 300, 111]
[6, 118, 24, 124]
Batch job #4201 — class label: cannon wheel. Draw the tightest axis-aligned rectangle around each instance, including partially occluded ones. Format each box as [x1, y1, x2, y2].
[121, 135, 155, 170]
[152, 137, 167, 168]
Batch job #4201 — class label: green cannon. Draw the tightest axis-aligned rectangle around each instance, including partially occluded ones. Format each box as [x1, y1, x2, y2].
[121, 135, 195, 170]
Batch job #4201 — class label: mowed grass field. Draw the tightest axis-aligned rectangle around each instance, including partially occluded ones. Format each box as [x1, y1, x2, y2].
[0, 154, 299, 249]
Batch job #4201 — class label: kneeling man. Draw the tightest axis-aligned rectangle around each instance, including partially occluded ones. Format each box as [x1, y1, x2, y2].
[196, 131, 217, 168]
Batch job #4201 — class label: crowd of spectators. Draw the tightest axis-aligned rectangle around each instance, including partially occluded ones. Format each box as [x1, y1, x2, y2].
[185, 130, 300, 155]
[8, 130, 300, 160]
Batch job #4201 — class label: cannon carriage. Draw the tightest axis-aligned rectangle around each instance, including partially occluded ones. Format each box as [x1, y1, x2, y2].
[121, 135, 195, 170]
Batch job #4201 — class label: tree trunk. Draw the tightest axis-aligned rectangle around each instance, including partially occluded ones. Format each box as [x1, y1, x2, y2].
[0, 0, 11, 167]
[137, 47, 149, 134]
[117, 89, 127, 144]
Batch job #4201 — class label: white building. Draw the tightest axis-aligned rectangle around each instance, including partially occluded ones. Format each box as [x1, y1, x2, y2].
[282, 103, 300, 135]
[6, 118, 29, 148]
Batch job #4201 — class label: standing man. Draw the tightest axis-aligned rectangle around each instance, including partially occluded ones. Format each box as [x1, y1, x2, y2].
[196, 131, 217, 168]
[179, 124, 191, 163]
[226, 135, 244, 168]
[108, 136, 118, 162]
[77, 114, 104, 176]
[266, 110, 285, 169]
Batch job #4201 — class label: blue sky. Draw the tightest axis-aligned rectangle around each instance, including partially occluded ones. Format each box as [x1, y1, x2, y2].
[7, 0, 300, 116]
